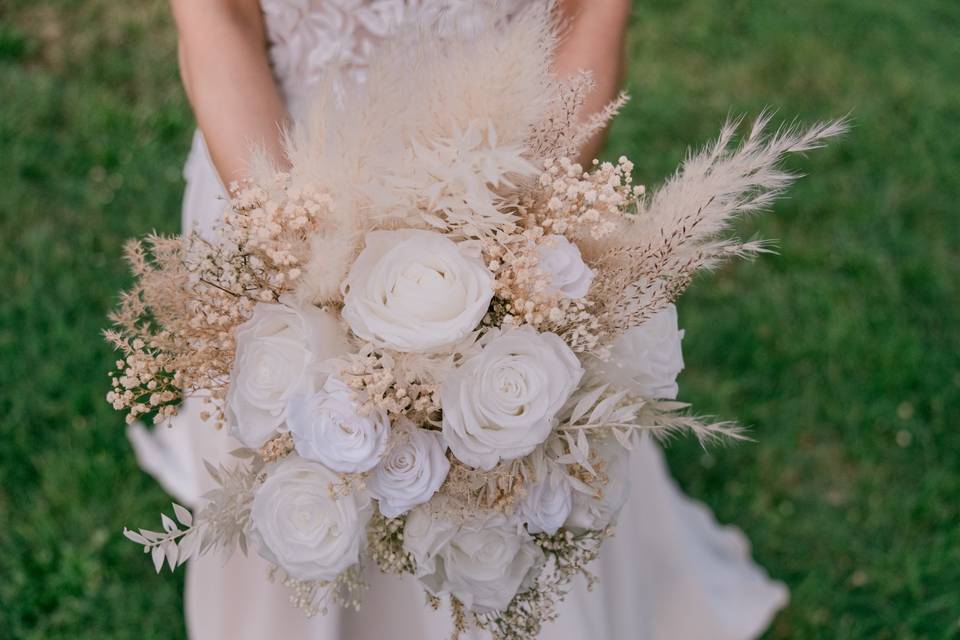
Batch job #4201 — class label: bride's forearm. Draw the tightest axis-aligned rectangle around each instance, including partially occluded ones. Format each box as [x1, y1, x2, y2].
[171, 0, 288, 187]
[554, 0, 631, 163]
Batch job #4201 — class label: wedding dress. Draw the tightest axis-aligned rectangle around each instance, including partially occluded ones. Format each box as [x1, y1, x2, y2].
[128, 1, 788, 638]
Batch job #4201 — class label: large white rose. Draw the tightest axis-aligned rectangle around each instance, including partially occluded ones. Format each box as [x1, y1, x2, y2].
[368, 420, 450, 518]
[404, 507, 543, 612]
[341, 229, 494, 352]
[249, 456, 372, 582]
[287, 375, 389, 474]
[537, 234, 594, 299]
[519, 468, 573, 535]
[564, 437, 631, 532]
[441, 327, 584, 470]
[226, 302, 348, 448]
[598, 304, 684, 399]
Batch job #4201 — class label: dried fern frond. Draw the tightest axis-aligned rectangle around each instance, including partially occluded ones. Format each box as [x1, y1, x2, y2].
[555, 385, 748, 462]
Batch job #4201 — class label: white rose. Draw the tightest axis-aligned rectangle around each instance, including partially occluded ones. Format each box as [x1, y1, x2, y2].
[519, 469, 573, 535]
[537, 234, 594, 299]
[287, 375, 389, 474]
[401, 504, 457, 577]
[368, 420, 450, 518]
[441, 327, 584, 470]
[249, 456, 372, 581]
[404, 507, 543, 612]
[564, 438, 631, 532]
[598, 304, 684, 399]
[226, 302, 348, 448]
[341, 229, 494, 352]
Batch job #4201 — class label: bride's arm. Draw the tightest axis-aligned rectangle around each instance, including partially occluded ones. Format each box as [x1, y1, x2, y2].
[170, 0, 288, 186]
[554, 0, 632, 163]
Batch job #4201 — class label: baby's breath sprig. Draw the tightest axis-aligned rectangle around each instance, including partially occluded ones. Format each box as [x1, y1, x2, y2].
[339, 345, 444, 424]
[269, 564, 369, 617]
[259, 432, 295, 463]
[367, 512, 415, 575]
[526, 156, 644, 242]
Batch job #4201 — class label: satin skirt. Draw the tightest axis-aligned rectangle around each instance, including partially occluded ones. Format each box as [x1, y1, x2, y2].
[128, 132, 788, 640]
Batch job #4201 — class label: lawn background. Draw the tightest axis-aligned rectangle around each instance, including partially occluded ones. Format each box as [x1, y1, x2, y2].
[1, 1, 958, 638]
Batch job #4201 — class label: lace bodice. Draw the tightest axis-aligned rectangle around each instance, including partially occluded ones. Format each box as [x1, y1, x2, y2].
[260, 0, 533, 111]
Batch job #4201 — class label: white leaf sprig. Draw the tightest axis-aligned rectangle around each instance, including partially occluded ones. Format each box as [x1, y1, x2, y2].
[124, 502, 203, 573]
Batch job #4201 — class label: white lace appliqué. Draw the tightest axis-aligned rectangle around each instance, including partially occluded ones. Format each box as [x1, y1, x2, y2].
[260, 0, 531, 110]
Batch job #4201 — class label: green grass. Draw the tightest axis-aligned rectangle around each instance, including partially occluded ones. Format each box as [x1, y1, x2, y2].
[1, 1, 957, 638]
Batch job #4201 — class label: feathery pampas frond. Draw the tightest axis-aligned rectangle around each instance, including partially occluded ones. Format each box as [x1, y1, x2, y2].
[588, 113, 849, 340]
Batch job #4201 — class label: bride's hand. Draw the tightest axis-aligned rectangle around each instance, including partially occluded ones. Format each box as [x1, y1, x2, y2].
[170, 0, 289, 187]
[554, 0, 632, 164]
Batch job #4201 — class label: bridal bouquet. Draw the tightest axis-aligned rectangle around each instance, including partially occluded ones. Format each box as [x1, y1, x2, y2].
[108, 6, 842, 638]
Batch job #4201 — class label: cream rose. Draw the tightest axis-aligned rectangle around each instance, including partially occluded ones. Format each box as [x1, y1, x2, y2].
[249, 456, 372, 581]
[564, 437, 631, 532]
[537, 234, 594, 299]
[341, 229, 494, 352]
[368, 420, 450, 518]
[225, 302, 348, 448]
[287, 375, 389, 474]
[598, 304, 685, 399]
[519, 469, 573, 535]
[441, 327, 584, 470]
[404, 507, 543, 611]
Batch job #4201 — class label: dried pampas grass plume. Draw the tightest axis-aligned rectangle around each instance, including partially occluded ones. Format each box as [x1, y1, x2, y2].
[587, 112, 849, 338]
[294, 231, 361, 306]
